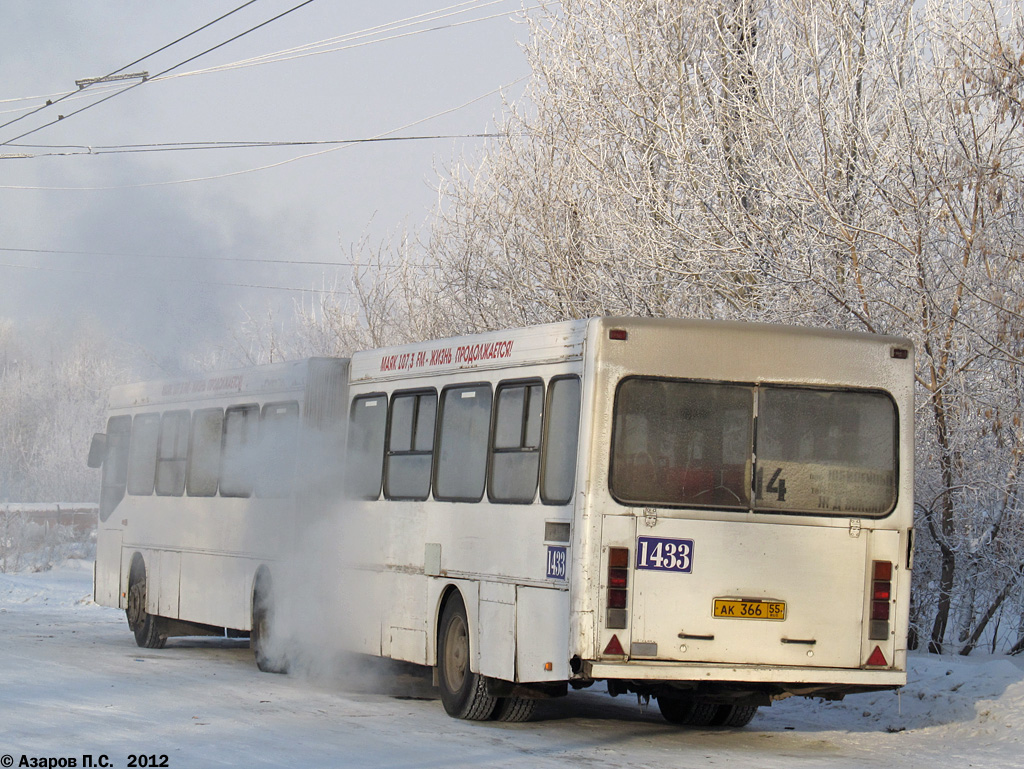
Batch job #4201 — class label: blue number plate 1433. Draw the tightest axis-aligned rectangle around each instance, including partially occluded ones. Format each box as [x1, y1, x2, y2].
[546, 546, 567, 580]
[636, 536, 694, 573]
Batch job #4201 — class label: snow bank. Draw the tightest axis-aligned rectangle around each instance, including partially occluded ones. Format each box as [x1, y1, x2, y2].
[763, 649, 1024, 735]
[0, 557, 94, 607]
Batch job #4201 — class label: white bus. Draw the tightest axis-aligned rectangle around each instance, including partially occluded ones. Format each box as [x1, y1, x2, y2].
[89, 317, 914, 726]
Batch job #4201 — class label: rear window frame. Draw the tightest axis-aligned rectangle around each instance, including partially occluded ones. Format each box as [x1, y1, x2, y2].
[608, 376, 900, 519]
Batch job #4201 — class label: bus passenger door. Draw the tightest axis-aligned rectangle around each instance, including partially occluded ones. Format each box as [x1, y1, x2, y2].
[92, 416, 131, 608]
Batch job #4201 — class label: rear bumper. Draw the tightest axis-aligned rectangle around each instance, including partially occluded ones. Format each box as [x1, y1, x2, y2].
[582, 659, 906, 688]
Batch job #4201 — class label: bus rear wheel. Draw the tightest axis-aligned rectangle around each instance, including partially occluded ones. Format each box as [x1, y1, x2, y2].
[126, 566, 166, 649]
[710, 704, 759, 728]
[657, 696, 718, 727]
[251, 571, 288, 674]
[657, 695, 696, 724]
[437, 593, 498, 720]
[492, 696, 536, 723]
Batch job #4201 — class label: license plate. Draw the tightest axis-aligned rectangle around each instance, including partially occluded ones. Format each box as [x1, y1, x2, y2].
[713, 598, 786, 621]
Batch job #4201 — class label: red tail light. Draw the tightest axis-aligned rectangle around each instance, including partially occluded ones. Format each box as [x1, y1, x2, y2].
[608, 570, 628, 589]
[871, 601, 891, 621]
[868, 560, 893, 641]
[607, 547, 629, 629]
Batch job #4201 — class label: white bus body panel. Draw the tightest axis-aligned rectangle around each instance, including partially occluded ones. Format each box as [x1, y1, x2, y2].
[344, 321, 586, 682]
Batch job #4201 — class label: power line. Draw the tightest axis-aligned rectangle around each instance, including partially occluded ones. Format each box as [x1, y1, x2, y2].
[0, 1, 539, 123]
[0, 76, 526, 190]
[0, 0, 263, 134]
[0, 245, 362, 268]
[0, 0, 321, 147]
[1, 133, 504, 160]
[0, 260, 353, 296]
[173, 0, 531, 79]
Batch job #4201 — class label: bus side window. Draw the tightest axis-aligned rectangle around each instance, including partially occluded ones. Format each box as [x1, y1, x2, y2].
[186, 408, 223, 497]
[155, 410, 190, 497]
[541, 375, 582, 505]
[256, 401, 300, 498]
[385, 390, 436, 501]
[221, 404, 259, 498]
[347, 394, 387, 500]
[126, 413, 161, 496]
[99, 415, 132, 519]
[489, 380, 543, 504]
[435, 384, 493, 502]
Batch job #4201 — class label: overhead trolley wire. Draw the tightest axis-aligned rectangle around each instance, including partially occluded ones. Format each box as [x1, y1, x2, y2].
[0, 76, 526, 190]
[0, 259, 353, 296]
[0, 0, 263, 135]
[1, 133, 504, 159]
[177, 0, 527, 77]
[0, 0, 321, 147]
[0, 245, 362, 267]
[0, 1, 539, 122]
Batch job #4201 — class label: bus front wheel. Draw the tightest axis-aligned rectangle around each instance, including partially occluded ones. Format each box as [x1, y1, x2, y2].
[126, 564, 166, 649]
[437, 593, 498, 720]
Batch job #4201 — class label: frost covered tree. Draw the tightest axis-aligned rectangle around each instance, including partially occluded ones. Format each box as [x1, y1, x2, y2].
[0, 321, 126, 503]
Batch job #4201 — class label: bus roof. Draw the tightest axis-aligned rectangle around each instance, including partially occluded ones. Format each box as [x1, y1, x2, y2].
[107, 358, 342, 411]
[347, 316, 910, 384]
[106, 317, 911, 407]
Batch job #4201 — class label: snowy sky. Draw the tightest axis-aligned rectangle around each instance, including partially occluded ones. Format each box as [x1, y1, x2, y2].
[0, 1, 532, 367]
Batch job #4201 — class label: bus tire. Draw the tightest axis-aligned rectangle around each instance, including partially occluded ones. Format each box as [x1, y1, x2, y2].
[437, 593, 498, 720]
[685, 702, 721, 727]
[710, 704, 759, 728]
[251, 571, 288, 674]
[492, 697, 536, 723]
[657, 695, 696, 724]
[126, 564, 166, 650]
[658, 696, 718, 727]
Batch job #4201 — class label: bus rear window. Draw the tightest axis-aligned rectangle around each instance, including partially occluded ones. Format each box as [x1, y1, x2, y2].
[756, 387, 896, 515]
[611, 379, 751, 510]
[610, 378, 897, 517]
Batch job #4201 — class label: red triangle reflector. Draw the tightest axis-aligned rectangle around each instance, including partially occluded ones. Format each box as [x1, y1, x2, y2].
[865, 646, 887, 667]
[603, 635, 625, 656]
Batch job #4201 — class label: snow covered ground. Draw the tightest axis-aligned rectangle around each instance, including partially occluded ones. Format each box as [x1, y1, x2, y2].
[1, 561, 1021, 769]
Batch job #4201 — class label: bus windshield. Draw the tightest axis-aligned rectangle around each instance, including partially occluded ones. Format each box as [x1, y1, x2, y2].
[610, 378, 897, 517]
